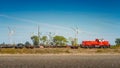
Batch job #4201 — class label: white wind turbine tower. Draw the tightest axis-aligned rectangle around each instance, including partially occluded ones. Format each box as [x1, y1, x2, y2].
[8, 27, 15, 44]
[38, 25, 40, 45]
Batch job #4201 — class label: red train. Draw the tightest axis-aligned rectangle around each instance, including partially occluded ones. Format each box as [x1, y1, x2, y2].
[80, 39, 110, 48]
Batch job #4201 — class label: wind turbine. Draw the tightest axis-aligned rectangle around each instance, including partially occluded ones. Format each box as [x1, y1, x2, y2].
[37, 25, 41, 45]
[71, 26, 80, 46]
[8, 27, 15, 44]
[46, 32, 57, 46]
[38, 25, 40, 38]
[71, 26, 80, 39]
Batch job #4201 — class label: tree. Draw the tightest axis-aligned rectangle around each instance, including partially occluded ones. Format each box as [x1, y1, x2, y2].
[115, 38, 120, 45]
[25, 41, 31, 46]
[53, 35, 67, 46]
[73, 38, 78, 46]
[68, 37, 78, 46]
[31, 35, 39, 46]
[40, 36, 47, 45]
[17, 43, 24, 46]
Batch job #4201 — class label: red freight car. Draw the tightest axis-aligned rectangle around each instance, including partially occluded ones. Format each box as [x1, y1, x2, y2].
[80, 39, 110, 48]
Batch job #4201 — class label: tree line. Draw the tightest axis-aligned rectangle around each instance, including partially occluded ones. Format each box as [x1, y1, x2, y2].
[1, 35, 120, 47]
[31, 35, 78, 47]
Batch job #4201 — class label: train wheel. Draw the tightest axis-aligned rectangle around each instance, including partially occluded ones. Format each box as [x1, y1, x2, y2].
[89, 46, 93, 49]
[99, 46, 102, 48]
[80, 45, 83, 48]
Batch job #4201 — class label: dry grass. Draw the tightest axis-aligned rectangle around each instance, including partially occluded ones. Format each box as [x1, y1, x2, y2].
[0, 48, 71, 54]
[0, 48, 120, 54]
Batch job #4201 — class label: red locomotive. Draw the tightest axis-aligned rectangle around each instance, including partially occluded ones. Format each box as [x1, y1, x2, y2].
[80, 39, 110, 48]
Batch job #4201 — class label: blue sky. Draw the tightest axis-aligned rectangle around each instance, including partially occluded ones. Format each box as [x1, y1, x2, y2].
[0, 0, 120, 45]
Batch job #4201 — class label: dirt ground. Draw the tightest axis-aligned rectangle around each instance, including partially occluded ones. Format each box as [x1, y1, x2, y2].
[0, 54, 120, 68]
